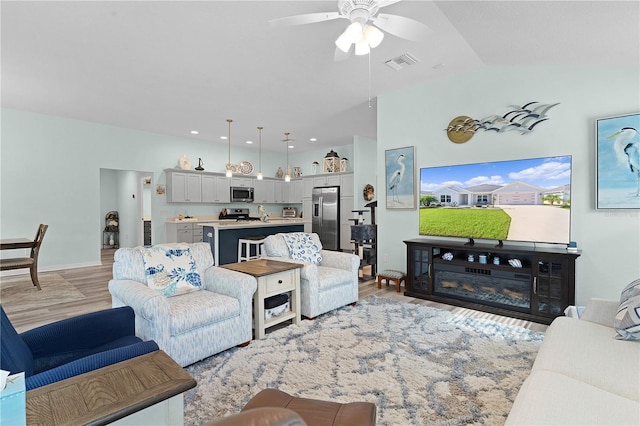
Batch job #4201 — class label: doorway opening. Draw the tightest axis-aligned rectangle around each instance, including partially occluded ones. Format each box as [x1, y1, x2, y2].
[99, 169, 154, 250]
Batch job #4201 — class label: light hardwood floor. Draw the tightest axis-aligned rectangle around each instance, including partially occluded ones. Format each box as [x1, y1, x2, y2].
[4, 249, 547, 333]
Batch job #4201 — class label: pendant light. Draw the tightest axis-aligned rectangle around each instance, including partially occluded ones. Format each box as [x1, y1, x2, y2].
[225, 119, 233, 177]
[284, 132, 291, 182]
[256, 126, 263, 180]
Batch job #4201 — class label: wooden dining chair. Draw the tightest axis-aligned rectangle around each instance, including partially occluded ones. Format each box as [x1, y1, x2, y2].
[0, 224, 48, 290]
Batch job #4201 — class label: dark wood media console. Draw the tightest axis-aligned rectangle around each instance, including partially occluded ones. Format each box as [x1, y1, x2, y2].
[404, 238, 581, 324]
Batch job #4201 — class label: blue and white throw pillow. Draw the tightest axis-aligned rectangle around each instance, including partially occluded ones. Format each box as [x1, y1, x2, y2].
[614, 278, 640, 340]
[140, 244, 202, 297]
[282, 232, 322, 265]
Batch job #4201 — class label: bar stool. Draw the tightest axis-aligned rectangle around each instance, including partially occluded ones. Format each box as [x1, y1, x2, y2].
[237, 236, 266, 262]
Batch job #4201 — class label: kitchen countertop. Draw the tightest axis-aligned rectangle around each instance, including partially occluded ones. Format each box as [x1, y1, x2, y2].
[199, 218, 307, 228]
[166, 216, 306, 226]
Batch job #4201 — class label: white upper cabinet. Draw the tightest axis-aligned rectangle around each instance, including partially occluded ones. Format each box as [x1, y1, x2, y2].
[230, 177, 252, 187]
[254, 179, 275, 203]
[202, 175, 231, 203]
[167, 171, 202, 203]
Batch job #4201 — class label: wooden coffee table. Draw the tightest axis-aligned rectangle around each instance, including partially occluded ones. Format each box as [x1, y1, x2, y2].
[223, 259, 302, 339]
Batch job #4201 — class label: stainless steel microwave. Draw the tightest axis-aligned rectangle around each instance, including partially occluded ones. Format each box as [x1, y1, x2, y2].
[230, 186, 254, 203]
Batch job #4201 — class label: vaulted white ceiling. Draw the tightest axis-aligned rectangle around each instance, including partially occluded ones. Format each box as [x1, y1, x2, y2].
[2, 1, 638, 152]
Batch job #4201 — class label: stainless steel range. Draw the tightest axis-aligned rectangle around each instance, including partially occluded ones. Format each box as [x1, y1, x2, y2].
[218, 208, 260, 221]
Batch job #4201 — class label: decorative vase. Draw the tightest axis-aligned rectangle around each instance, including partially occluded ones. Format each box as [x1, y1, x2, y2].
[109, 235, 115, 246]
[276, 167, 283, 178]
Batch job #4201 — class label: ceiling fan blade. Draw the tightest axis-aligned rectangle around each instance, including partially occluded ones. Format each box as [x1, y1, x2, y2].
[334, 45, 352, 62]
[373, 13, 432, 41]
[378, 0, 403, 8]
[269, 12, 341, 26]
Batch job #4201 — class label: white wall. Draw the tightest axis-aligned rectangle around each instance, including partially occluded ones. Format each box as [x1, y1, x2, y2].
[0, 110, 294, 268]
[0, 109, 356, 269]
[377, 65, 640, 303]
[353, 135, 378, 212]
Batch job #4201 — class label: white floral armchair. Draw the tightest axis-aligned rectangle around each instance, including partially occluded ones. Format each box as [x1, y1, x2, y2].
[261, 233, 359, 319]
[108, 242, 256, 367]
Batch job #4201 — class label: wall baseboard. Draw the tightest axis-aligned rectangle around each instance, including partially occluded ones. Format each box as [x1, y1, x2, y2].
[0, 261, 102, 278]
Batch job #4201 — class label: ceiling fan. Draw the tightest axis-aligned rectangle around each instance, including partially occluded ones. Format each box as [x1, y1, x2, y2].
[269, 0, 432, 60]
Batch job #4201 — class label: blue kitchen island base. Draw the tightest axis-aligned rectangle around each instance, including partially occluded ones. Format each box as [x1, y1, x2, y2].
[203, 223, 304, 265]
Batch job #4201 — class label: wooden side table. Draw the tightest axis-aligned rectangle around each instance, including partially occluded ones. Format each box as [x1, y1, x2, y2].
[26, 350, 195, 426]
[223, 259, 302, 339]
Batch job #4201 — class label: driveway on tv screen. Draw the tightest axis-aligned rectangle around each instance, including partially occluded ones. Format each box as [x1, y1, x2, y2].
[500, 205, 570, 243]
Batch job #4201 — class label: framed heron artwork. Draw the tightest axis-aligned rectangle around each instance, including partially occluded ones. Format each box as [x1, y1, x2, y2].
[596, 112, 640, 209]
[385, 146, 416, 209]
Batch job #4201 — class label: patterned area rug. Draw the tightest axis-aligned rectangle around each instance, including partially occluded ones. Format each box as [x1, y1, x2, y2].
[184, 296, 544, 426]
[0, 272, 85, 312]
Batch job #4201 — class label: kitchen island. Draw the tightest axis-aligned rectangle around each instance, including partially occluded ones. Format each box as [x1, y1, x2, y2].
[201, 219, 305, 265]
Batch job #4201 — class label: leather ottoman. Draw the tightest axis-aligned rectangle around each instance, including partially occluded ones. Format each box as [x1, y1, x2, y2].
[243, 389, 377, 426]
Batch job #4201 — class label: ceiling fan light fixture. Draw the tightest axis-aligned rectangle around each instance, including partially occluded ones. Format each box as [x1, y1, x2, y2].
[363, 25, 384, 48]
[335, 31, 352, 53]
[345, 21, 363, 43]
[225, 119, 233, 177]
[355, 37, 370, 55]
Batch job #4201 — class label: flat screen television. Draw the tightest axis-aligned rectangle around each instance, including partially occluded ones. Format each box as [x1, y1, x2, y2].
[419, 155, 572, 245]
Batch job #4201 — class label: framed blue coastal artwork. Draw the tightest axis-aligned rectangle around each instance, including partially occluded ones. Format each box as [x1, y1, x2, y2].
[385, 146, 416, 209]
[596, 112, 640, 209]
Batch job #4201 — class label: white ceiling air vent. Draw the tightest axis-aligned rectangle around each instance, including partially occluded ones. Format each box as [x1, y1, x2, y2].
[385, 52, 420, 71]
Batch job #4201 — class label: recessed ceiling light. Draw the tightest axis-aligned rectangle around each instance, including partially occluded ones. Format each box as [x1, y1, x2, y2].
[246, 140, 253, 144]
[288, 145, 294, 149]
[310, 138, 317, 142]
[220, 136, 227, 140]
[190, 130, 199, 135]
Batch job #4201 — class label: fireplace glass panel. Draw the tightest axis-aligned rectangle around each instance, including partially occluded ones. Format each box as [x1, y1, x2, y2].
[434, 264, 531, 311]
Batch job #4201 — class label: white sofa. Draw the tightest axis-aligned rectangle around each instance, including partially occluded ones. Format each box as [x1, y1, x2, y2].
[261, 232, 359, 319]
[506, 298, 640, 425]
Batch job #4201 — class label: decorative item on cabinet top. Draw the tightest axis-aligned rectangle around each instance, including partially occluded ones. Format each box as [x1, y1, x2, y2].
[340, 157, 349, 172]
[195, 158, 204, 171]
[323, 150, 340, 173]
[239, 161, 254, 175]
[178, 155, 191, 170]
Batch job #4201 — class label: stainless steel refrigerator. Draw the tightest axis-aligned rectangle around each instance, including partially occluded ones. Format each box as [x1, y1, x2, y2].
[312, 186, 340, 250]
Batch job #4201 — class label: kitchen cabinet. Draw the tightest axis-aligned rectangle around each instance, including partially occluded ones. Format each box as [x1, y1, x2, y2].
[340, 196, 354, 251]
[290, 179, 304, 203]
[231, 177, 252, 187]
[302, 198, 312, 233]
[166, 172, 202, 203]
[340, 174, 354, 197]
[202, 175, 231, 203]
[254, 179, 275, 203]
[303, 177, 315, 197]
[273, 180, 286, 203]
[164, 169, 304, 205]
[313, 174, 340, 188]
[166, 222, 203, 243]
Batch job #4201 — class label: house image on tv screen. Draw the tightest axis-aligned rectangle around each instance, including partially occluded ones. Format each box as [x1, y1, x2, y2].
[431, 182, 570, 207]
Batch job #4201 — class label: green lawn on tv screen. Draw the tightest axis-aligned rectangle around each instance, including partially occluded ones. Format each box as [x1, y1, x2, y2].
[419, 208, 511, 240]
